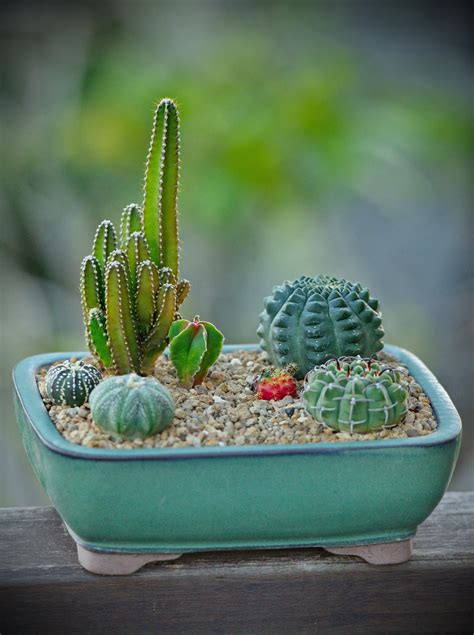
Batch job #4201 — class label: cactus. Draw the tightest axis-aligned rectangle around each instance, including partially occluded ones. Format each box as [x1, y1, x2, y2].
[168, 317, 224, 388]
[89, 373, 175, 439]
[257, 275, 384, 379]
[80, 99, 190, 375]
[143, 98, 180, 276]
[253, 367, 298, 401]
[303, 357, 408, 433]
[45, 360, 102, 407]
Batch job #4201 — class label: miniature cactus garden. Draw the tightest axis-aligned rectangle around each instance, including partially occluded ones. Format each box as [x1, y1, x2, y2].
[35, 98, 439, 448]
[13, 97, 462, 573]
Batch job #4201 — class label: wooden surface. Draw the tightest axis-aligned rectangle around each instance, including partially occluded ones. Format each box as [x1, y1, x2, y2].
[0, 492, 473, 634]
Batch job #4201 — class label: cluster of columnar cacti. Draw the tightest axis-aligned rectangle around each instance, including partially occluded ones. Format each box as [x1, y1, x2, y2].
[257, 275, 384, 378]
[90, 374, 175, 439]
[303, 357, 408, 433]
[80, 99, 190, 375]
[168, 317, 224, 388]
[45, 360, 102, 407]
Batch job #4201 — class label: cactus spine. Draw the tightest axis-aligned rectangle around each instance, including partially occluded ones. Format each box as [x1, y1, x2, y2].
[80, 98, 189, 375]
[303, 357, 408, 433]
[257, 275, 384, 378]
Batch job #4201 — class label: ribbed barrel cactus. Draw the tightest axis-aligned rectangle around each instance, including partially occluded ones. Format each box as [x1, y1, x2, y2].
[89, 374, 175, 439]
[45, 360, 102, 407]
[80, 98, 191, 375]
[257, 275, 384, 378]
[303, 357, 408, 433]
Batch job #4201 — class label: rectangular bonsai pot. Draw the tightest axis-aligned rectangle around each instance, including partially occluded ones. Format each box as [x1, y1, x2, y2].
[13, 344, 461, 573]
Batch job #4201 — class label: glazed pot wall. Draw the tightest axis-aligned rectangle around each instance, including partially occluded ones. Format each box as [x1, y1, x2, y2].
[13, 345, 462, 552]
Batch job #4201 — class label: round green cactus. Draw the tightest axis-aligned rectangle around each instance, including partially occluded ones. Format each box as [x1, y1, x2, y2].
[257, 275, 384, 378]
[45, 360, 102, 407]
[89, 373, 175, 439]
[303, 357, 408, 433]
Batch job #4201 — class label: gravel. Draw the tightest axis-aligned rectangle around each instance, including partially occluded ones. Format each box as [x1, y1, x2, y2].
[37, 350, 437, 450]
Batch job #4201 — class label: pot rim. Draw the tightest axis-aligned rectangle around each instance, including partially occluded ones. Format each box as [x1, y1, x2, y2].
[13, 344, 462, 461]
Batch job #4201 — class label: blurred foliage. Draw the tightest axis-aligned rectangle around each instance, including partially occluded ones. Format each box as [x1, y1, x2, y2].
[0, 0, 472, 505]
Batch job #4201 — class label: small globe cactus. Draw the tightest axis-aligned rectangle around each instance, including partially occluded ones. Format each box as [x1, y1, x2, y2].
[45, 360, 102, 407]
[303, 357, 408, 433]
[89, 374, 175, 440]
[253, 368, 298, 401]
[257, 275, 384, 378]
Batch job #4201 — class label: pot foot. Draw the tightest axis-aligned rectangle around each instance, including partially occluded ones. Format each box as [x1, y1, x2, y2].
[324, 538, 413, 565]
[76, 543, 182, 575]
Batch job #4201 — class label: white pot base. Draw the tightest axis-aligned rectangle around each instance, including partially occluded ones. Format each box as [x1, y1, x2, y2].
[76, 543, 183, 575]
[76, 538, 413, 575]
[325, 538, 413, 564]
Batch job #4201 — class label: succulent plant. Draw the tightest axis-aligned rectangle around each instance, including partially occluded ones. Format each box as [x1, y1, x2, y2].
[257, 275, 384, 378]
[253, 367, 298, 401]
[80, 98, 191, 375]
[45, 360, 102, 407]
[303, 357, 408, 433]
[89, 373, 175, 439]
[168, 317, 224, 388]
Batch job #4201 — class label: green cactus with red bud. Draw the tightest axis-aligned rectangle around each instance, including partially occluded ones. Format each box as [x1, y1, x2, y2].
[80, 99, 190, 375]
[303, 357, 408, 433]
[168, 316, 224, 388]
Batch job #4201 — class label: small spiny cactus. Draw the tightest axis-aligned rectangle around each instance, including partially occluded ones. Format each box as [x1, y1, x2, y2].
[303, 357, 408, 433]
[45, 360, 102, 407]
[253, 367, 298, 401]
[257, 275, 384, 378]
[89, 373, 175, 439]
[80, 99, 190, 375]
[168, 316, 224, 388]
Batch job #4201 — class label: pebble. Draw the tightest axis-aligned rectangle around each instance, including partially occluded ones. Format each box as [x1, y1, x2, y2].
[37, 350, 437, 450]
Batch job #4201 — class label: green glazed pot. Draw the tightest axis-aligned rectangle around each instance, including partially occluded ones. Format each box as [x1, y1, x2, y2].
[13, 345, 461, 574]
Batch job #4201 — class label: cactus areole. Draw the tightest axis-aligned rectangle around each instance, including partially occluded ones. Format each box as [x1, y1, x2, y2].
[303, 357, 408, 433]
[257, 275, 385, 379]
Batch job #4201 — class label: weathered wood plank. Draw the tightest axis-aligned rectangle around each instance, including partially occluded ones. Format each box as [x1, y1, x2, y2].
[0, 492, 473, 633]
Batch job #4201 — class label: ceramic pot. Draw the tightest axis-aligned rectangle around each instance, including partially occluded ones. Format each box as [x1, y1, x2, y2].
[13, 344, 461, 575]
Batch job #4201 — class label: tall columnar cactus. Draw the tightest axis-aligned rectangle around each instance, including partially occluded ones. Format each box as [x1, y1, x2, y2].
[257, 275, 384, 378]
[303, 357, 408, 433]
[80, 98, 190, 375]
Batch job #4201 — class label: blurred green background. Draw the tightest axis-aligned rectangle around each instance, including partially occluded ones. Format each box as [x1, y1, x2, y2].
[1, 0, 472, 505]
